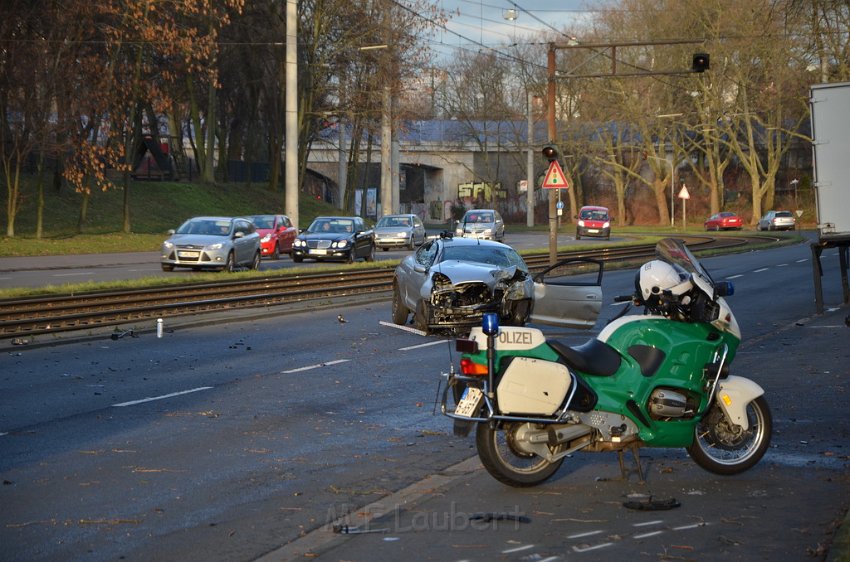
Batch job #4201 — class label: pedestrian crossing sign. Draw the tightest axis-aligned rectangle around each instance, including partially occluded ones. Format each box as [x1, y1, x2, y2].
[542, 160, 569, 189]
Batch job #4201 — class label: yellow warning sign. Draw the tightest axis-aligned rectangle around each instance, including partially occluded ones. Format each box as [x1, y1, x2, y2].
[542, 160, 569, 189]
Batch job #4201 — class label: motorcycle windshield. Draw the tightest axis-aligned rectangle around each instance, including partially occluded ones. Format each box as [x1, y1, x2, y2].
[655, 238, 715, 294]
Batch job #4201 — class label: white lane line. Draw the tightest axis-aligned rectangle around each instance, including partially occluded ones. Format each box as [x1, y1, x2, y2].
[753, 268, 769, 273]
[777, 263, 789, 267]
[633, 520, 664, 527]
[54, 272, 92, 277]
[0, 432, 8, 437]
[379, 320, 427, 336]
[399, 340, 447, 351]
[502, 544, 535, 554]
[282, 359, 349, 374]
[567, 530, 604, 539]
[673, 522, 708, 531]
[726, 274, 743, 279]
[113, 386, 213, 407]
[796, 258, 808, 263]
[633, 530, 665, 539]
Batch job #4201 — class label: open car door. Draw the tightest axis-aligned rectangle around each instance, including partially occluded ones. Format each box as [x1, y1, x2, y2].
[530, 258, 603, 329]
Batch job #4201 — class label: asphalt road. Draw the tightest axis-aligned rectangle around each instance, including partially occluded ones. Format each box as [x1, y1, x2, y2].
[1, 238, 848, 562]
[0, 231, 611, 289]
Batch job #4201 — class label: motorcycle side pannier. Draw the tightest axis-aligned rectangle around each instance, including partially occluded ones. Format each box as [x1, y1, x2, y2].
[497, 357, 571, 415]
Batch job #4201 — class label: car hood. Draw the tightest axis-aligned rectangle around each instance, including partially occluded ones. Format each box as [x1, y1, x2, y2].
[376, 227, 412, 234]
[299, 232, 351, 242]
[432, 260, 521, 286]
[166, 234, 230, 246]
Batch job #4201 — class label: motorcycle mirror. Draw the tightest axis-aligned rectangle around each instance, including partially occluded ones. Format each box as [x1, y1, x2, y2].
[715, 281, 734, 297]
[482, 312, 499, 336]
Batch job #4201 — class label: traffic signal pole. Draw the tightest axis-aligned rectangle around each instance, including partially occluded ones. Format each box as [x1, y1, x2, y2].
[547, 44, 558, 266]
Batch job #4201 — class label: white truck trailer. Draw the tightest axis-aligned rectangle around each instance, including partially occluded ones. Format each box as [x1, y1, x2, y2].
[809, 82, 850, 311]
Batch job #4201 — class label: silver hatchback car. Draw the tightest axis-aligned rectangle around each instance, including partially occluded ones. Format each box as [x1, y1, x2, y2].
[757, 210, 796, 231]
[161, 216, 261, 272]
[455, 209, 505, 241]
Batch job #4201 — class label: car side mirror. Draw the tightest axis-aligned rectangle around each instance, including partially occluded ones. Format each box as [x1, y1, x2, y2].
[234, 231, 244, 239]
[168, 229, 176, 235]
[413, 264, 426, 274]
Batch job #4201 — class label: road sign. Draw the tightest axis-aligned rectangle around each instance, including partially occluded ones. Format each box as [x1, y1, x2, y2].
[556, 200, 564, 209]
[542, 160, 569, 189]
[678, 185, 690, 199]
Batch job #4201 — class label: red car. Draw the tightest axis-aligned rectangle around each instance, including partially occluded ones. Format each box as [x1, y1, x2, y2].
[704, 212, 743, 231]
[244, 214, 297, 259]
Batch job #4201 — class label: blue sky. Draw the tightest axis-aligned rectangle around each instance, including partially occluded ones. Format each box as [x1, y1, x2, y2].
[428, 0, 604, 58]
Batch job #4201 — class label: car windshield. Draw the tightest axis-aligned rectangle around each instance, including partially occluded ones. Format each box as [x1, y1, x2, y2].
[440, 245, 527, 271]
[775, 211, 793, 218]
[308, 219, 354, 233]
[580, 209, 608, 220]
[464, 212, 493, 223]
[247, 215, 274, 229]
[176, 219, 231, 236]
[376, 216, 411, 228]
[719, 212, 736, 218]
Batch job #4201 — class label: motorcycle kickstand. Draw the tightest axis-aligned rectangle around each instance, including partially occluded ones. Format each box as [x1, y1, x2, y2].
[617, 443, 646, 484]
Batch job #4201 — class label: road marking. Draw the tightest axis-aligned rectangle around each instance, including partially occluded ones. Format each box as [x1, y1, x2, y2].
[0, 432, 7, 437]
[113, 386, 213, 407]
[726, 274, 743, 279]
[796, 259, 808, 263]
[54, 272, 92, 277]
[777, 263, 788, 267]
[399, 340, 447, 351]
[502, 544, 535, 554]
[634, 520, 664, 527]
[379, 320, 428, 336]
[753, 268, 769, 273]
[282, 359, 349, 374]
[673, 522, 707, 531]
[567, 530, 604, 539]
[633, 530, 664, 539]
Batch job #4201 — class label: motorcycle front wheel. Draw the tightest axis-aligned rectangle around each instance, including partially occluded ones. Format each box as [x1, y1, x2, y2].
[476, 422, 563, 487]
[687, 395, 772, 475]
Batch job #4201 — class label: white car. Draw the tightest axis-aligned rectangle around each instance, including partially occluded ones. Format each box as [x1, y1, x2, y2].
[161, 216, 261, 272]
[374, 214, 427, 250]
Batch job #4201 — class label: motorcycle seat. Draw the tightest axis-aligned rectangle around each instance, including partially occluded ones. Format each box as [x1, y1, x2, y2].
[548, 339, 621, 376]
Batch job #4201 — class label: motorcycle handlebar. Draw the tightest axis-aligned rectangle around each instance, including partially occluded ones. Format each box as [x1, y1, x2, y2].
[613, 294, 634, 303]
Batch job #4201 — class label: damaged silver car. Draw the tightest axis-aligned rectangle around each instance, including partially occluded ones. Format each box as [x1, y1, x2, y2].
[391, 235, 603, 335]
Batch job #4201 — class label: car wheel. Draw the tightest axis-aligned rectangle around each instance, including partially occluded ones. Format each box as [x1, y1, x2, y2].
[223, 252, 235, 273]
[272, 243, 280, 260]
[250, 251, 261, 270]
[408, 238, 416, 250]
[161, 263, 174, 272]
[346, 249, 355, 264]
[414, 300, 430, 334]
[391, 282, 409, 325]
[365, 243, 376, 262]
[575, 231, 581, 240]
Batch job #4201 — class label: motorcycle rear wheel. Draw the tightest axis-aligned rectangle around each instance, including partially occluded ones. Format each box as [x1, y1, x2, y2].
[687, 395, 772, 475]
[476, 422, 563, 487]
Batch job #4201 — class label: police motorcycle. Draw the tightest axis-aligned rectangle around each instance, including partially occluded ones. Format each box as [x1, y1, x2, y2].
[440, 238, 772, 487]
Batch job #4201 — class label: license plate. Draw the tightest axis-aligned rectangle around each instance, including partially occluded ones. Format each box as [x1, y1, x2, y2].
[588, 229, 599, 233]
[311, 249, 328, 255]
[455, 386, 483, 418]
[177, 251, 199, 258]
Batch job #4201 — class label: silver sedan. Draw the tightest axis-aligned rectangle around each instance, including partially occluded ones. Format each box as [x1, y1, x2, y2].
[160, 216, 261, 272]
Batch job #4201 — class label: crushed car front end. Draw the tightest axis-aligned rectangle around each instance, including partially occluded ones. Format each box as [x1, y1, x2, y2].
[421, 264, 533, 331]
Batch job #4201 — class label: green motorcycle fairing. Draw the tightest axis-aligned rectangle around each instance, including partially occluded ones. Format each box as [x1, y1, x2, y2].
[462, 317, 740, 448]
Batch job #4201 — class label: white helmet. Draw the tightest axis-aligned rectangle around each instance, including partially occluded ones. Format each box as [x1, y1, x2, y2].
[638, 260, 693, 301]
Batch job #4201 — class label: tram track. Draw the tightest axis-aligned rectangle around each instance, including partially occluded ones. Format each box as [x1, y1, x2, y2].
[0, 234, 763, 338]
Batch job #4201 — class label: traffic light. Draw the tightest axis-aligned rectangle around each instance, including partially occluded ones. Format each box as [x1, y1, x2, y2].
[692, 53, 710, 73]
[541, 144, 559, 162]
